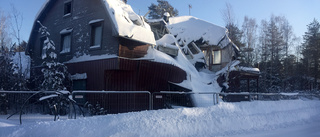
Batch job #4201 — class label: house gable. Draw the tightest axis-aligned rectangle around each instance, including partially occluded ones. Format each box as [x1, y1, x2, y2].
[27, 0, 120, 67]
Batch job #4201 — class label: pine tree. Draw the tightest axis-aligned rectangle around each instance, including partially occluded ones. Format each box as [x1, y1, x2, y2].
[302, 19, 320, 90]
[37, 21, 71, 91]
[148, 0, 178, 19]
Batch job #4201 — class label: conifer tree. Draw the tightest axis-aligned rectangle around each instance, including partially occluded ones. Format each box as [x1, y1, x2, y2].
[148, 0, 178, 19]
[302, 19, 320, 90]
[37, 21, 70, 91]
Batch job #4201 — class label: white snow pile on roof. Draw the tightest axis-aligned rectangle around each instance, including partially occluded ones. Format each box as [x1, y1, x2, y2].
[156, 34, 179, 50]
[167, 16, 231, 48]
[239, 66, 260, 74]
[1, 100, 319, 137]
[103, 0, 156, 45]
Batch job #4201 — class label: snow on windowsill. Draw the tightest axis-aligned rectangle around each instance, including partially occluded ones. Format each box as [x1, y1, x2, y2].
[90, 45, 101, 49]
[60, 28, 73, 34]
[89, 19, 104, 24]
[63, 13, 71, 18]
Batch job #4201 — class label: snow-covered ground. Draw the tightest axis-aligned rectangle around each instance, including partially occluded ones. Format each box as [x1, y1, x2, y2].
[1, 99, 319, 137]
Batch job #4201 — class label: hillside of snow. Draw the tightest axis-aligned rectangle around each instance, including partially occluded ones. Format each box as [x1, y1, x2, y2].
[1, 100, 319, 137]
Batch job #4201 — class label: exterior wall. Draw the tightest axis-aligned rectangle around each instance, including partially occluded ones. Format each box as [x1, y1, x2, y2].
[30, 0, 118, 67]
[66, 58, 187, 91]
[212, 45, 234, 72]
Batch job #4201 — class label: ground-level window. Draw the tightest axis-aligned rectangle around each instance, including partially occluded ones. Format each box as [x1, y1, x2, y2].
[71, 73, 87, 90]
[73, 79, 86, 90]
[64, 1, 72, 16]
[61, 33, 71, 53]
[212, 50, 221, 64]
[90, 22, 103, 48]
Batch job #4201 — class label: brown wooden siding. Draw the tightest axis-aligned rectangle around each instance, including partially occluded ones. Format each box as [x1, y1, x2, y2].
[65, 57, 187, 113]
[66, 58, 187, 92]
[66, 58, 119, 90]
[118, 37, 149, 58]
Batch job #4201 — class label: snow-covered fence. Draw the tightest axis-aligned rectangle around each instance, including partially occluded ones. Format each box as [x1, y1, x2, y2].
[152, 91, 319, 108]
[219, 92, 319, 102]
[72, 91, 152, 115]
[1, 90, 318, 124]
[152, 91, 220, 109]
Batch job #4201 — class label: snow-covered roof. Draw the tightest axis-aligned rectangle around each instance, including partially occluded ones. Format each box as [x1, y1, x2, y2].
[166, 16, 232, 49]
[103, 0, 156, 45]
[239, 66, 260, 74]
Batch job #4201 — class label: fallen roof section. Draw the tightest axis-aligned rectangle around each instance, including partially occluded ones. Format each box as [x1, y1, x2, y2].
[167, 16, 235, 49]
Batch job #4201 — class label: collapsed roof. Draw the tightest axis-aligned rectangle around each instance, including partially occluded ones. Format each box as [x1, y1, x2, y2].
[167, 16, 238, 51]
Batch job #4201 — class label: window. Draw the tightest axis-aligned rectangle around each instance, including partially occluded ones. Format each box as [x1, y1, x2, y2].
[73, 80, 86, 90]
[61, 33, 71, 53]
[90, 23, 103, 48]
[188, 42, 200, 55]
[64, 1, 72, 16]
[212, 50, 221, 64]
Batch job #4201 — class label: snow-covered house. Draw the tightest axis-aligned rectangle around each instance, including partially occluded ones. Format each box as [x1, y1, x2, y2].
[26, 0, 193, 112]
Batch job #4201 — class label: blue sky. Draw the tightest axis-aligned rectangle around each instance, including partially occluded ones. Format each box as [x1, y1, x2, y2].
[1, 0, 319, 43]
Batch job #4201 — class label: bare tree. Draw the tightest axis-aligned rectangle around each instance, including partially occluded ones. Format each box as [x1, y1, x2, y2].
[221, 2, 235, 26]
[242, 16, 258, 66]
[10, 4, 27, 90]
[0, 9, 11, 50]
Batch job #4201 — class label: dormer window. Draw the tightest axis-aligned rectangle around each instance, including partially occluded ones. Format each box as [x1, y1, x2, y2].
[64, 1, 72, 16]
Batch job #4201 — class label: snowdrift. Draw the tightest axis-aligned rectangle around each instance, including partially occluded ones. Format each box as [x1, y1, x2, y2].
[1, 100, 319, 137]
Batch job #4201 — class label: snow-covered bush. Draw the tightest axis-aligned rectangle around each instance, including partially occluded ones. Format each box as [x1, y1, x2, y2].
[84, 101, 107, 116]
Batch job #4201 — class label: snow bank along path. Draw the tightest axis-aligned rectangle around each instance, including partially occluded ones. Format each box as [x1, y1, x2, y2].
[0, 100, 319, 137]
